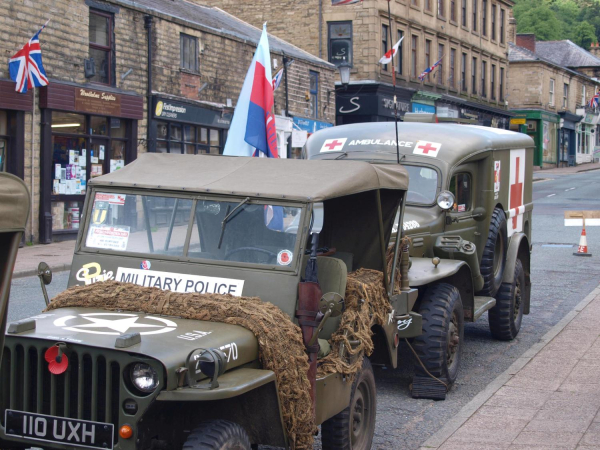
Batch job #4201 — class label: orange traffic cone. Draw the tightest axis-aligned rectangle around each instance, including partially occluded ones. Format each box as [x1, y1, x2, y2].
[574, 225, 592, 257]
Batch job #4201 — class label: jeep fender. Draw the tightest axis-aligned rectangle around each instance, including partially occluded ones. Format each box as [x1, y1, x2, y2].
[503, 232, 532, 314]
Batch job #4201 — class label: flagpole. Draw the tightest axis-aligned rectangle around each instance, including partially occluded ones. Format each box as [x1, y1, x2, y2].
[30, 90, 35, 244]
[387, 0, 400, 164]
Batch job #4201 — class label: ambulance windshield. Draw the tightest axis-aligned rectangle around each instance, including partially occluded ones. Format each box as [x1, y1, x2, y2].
[404, 165, 439, 205]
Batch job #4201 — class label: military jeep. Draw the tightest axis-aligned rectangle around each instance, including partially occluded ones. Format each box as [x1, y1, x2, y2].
[0, 154, 417, 450]
[305, 122, 534, 395]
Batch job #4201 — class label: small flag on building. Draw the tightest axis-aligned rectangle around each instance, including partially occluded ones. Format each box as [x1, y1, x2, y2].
[332, 0, 362, 5]
[379, 36, 404, 65]
[9, 19, 50, 93]
[588, 90, 599, 108]
[418, 56, 443, 82]
[272, 68, 284, 91]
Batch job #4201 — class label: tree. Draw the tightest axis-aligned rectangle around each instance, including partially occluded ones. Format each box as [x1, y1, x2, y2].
[573, 21, 597, 48]
[516, 3, 564, 41]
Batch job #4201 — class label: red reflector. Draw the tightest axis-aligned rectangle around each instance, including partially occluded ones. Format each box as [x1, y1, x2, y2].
[45, 346, 69, 375]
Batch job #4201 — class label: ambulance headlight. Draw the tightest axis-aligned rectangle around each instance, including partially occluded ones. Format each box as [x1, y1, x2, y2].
[130, 363, 159, 393]
[437, 190, 455, 211]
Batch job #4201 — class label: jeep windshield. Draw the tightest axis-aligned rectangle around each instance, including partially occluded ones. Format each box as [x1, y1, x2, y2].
[84, 191, 303, 267]
[404, 165, 438, 205]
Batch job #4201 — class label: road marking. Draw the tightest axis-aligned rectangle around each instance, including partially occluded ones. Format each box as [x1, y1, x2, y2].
[565, 187, 575, 191]
[547, 194, 556, 197]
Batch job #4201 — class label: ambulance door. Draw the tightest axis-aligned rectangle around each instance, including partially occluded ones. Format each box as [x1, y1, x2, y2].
[444, 163, 479, 243]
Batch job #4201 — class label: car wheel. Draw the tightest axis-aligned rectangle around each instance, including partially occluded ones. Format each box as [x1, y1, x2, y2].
[321, 357, 376, 450]
[182, 420, 251, 450]
[479, 207, 508, 297]
[489, 259, 525, 341]
[412, 283, 464, 386]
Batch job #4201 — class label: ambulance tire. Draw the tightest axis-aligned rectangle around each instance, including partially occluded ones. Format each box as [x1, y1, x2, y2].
[489, 259, 525, 341]
[183, 420, 251, 450]
[479, 207, 508, 298]
[321, 357, 376, 450]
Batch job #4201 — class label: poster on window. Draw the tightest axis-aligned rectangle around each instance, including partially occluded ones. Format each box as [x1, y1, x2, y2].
[543, 121, 550, 158]
[87, 225, 130, 251]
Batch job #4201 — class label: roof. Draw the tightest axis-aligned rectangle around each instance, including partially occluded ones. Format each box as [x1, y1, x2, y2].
[90, 153, 409, 201]
[112, 0, 333, 69]
[535, 40, 600, 68]
[0, 173, 30, 233]
[305, 122, 535, 166]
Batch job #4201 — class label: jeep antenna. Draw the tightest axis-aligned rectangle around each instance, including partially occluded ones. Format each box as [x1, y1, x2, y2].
[387, 0, 401, 164]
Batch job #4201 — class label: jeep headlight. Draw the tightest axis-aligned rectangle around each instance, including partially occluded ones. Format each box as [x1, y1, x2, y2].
[436, 190, 455, 211]
[130, 363, 159, 393]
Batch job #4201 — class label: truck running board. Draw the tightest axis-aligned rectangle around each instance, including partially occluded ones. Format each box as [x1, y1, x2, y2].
[473, 296, 497, 321]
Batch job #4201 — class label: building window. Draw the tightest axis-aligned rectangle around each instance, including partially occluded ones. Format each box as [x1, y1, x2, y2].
[481, 60, 486, 97]
[472, 57, 477, 94]
[482, 0, 487, 36]
[461, 0, 467, 26]
[412, 0, 419, 5]
[461, 52, 467, 91]
[425, 0, 432, 12]
[472, 0, 478, 31]
[563, 83, 569, 108]
[425, 39, 431, 69]
[451, 0, 457, 22]
[438, 0, 445, 17]
[549, 79, 555, 106]
[450, 48, 456, 88]
[491, 4, 496, 40]
[328, 21, 353, 66]
[382, 24, 389, 71]
[500, 9, 505, 44]
[309, 71, 319, 119]
[500, 67, 504, 101]
[398, 30, 405, 75]
[582, 85, 586, 107]
[89, 10, 113, 85]
[156, 121, 223, 155]
[491, 64, 496, 100]
[412, 35, 418, 78]
[180, 34, 198, 72]
[438, 44, 444, 85]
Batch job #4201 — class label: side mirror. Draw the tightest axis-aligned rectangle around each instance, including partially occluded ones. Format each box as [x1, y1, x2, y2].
[310, 202, 324, 235]
[37, 262, 52, 306]
[436, 190, 455, 211]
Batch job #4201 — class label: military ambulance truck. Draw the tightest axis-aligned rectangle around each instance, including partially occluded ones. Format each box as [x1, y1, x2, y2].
[1, 154, 417, 450]
[305, 122, 534, 395]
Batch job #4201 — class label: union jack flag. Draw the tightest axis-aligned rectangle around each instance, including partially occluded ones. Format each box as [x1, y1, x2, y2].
[589, 90, 599, 109]
[332, 0, 362, 5]
[9, 20, 50, 93]
[419, 56, 443, 82]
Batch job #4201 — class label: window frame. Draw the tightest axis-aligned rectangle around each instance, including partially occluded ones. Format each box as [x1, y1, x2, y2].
[499, 67, 505, 101]
[582, 85, 586, 107]
[481, 60, 487, 97]
[425, 0, 432, 12]
[398, 29, 405, 75]
[450, 48, 456, 88]
[89, 9, 114, 86]
[382, 24, 389, 72]
[491, 63, 496, 100]
[500, 9, 505, 44]
[327, 21, 354, 66]
[491, 4, 496, 41]
[449, 172, 473, 213]
[450, 0, 457, 22]
[438, 44, 445, 85]
[438, 0, 445, 18]
[309, 70, 319, 119]
[180, 33, 199, 73]
[472, 0, 478, 32]
[549, 78, 555, 106]
[425, 39, 432, 69]
[461, 52, 467, 92]
[563, 83, 569, 108]
[472, 56, 477, 95]
[412, 35, 419, 78]
[461, 0, 467, 27]
[482, 0, 487, 37]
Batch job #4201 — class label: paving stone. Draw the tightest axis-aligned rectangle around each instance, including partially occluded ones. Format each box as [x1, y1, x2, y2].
[505, 372, 564, 391]
[535, 405, 597, 422]
[476, 405, 539, 421]
[439, 442, 510, 450]
[445, 415, 528, 445]
[579, 421, 600, 446]
[512, 431, 583, 448]
[510, 446, 574, 450]
[524, 417, 593, 433]
[543, 391, 600, 409]
[486, 386, 554, 410]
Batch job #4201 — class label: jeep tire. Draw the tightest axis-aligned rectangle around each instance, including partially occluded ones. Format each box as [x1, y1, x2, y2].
[183, 420, 251, 450]
[489, 259, 525, 341]
[321, 357, 376, 450]
[412, 283, 464, 386]
[479, 207, 508, 297]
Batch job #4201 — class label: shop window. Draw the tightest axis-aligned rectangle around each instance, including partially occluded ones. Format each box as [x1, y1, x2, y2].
[90, 115, 108, 135]
[449, 173, 472, 212]
[309, 71, 319, 119]
[156, 120, 222, 155]
[51, 112, 85, 134]
[382, 24, 389, 71]
[0, 110, 14, 173]
[110, 118, 127, 138]
[89, 10, 113, 85]
[328, 21, 353, 66]
[180, 34, 199, 72]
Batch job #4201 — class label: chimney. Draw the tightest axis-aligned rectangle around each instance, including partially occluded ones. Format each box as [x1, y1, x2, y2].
[508, 10, 517, 44]
[590, 42, 600, 58]
[516, 34, 536, 53]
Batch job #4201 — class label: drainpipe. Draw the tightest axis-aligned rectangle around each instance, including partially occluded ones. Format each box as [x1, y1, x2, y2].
[144, 15, 153, 151]
[319, 0, 323, 59]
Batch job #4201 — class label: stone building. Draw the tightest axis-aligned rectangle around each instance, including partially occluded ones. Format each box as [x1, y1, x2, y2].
[0, 0, 334, 243]
[198, 0, 514, 127]
[508, 34, 600, 167]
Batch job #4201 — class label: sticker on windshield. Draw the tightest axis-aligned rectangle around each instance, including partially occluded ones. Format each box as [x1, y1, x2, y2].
[141, 260, 151, 270]
[457, 204, 466, 212]
[87, 225, 130, 251]
[413, 141, 442, 158]
[494, 160, 501, 200]
[320, 138, 347, 153]
[95, 192, 126, 205]
[277, 250, 293, 266]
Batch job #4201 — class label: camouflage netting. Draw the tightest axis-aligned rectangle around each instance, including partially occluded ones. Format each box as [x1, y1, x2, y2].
[46, 281, 316, 449]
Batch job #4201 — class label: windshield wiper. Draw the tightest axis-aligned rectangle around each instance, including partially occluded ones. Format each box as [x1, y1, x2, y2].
[217, 197, 250, 249]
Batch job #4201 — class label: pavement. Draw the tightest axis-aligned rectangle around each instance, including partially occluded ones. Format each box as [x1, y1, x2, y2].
[13, 240, 74, 279]
[534, 161, 600, 176]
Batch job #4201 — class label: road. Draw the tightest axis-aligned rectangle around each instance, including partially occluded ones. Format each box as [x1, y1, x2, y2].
[6, 169, 600, 449]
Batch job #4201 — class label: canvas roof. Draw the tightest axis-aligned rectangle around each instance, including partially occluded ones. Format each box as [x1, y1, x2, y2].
[90, 153, 409, 201]
[0, 173, 30, 233]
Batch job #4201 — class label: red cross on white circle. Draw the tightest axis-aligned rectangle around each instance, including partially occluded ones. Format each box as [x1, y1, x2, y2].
[413, 140, 441, 157]
[320, 138, 347, 153]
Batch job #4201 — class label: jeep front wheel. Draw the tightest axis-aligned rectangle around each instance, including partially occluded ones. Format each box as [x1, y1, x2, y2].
[479, 207, 508, 297]
[321, 357, 376, 450]
[412, 283, 464, 387]
[489, 259, 525, 340]
[183, 420, 251, 450]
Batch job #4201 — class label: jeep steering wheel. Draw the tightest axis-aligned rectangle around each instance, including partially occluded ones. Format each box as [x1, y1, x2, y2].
[225, 247, 277, 263]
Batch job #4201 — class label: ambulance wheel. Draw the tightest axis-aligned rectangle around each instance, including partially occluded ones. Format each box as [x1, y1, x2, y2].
[479, 207, 508, 297]
[321, 357, 376, 450]
[183, 420, 251, 450]
[489, 259, 524, 341]
[412, 283, 464, 386]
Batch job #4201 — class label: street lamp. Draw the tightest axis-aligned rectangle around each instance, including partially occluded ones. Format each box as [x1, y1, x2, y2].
[338, 60, 351, 90]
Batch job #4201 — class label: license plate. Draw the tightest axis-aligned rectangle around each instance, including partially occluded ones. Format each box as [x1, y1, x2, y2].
[5, 409, 114, 449]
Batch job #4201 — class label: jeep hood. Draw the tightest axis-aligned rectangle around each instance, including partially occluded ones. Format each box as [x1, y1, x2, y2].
[6, 307, 259, 373]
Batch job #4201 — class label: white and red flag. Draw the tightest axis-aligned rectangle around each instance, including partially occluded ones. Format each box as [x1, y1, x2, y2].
[332, 0, 362, 5]
[379, 36, 404, 65]
[9, 19, 50, 93]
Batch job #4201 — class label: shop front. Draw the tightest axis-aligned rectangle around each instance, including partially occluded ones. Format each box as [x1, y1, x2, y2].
[510, 110, 559, 168]
[290, 116, 333, 158]
[440, 94, 512, 129]
[558, 111, 580, 167]
[39, 82, 143, 243]
[575, 109, 598, 165]
[412, 91, 440, 114]
[336, 83, 414, 125]
[0, 79, 32, 178]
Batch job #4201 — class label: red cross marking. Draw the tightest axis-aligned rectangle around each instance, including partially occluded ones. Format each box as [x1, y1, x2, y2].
[510, 156, 523, 229]
[418, 142, 438, 154]
[324, 139, 344, 151]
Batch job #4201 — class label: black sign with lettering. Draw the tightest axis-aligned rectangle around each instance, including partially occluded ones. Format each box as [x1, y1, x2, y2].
[336, 91, 412, 118]
[153, 97, 231, 128]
